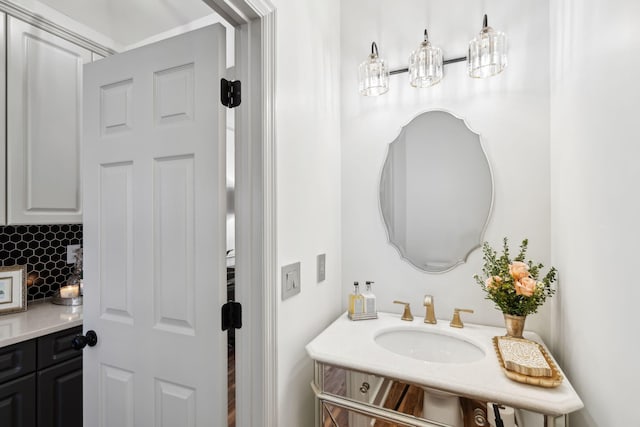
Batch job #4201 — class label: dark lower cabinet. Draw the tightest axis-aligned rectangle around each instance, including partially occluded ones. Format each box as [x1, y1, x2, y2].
[37, 357, 82, 427]
[0, 326, 82, 427]
[0, 373, 36, 427]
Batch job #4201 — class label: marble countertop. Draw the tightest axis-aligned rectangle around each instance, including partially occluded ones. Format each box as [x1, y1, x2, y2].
[306, 312, 584, 416]
[0, 300, 83, 347]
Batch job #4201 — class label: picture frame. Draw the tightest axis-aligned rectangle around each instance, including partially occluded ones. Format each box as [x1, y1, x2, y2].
[0, 265, 27, 315]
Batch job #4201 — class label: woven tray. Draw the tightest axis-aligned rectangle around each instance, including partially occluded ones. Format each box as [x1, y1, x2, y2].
[492, 336, 563, 388]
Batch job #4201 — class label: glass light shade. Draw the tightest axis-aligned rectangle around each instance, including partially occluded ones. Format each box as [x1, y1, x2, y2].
[409, 40, 443, 88]
[468, 22, 507, 78]
[358, 53, 389, 96]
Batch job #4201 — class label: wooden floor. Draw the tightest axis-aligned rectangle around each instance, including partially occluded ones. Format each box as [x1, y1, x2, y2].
[228, 342, 236, 427]
[227, 267, 236, 427]
[373, 382, 423, 427]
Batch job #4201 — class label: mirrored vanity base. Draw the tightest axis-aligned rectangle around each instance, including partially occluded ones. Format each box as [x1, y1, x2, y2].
[313, 362, 570, 427]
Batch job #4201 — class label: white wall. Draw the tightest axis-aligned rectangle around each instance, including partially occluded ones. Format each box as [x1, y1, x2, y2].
[273, 0, 343, 426]
[550, 1, 640, 424]
[341, 0, 553, 337]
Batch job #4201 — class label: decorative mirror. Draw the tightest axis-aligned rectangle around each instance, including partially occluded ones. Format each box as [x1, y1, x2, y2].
[379, 111, 493, 273]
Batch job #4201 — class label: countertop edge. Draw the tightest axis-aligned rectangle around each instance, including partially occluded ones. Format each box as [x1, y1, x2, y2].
[0, 301, 84, 348]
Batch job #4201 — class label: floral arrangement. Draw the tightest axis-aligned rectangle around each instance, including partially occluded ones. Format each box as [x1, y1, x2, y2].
[474, 238, 557, 317]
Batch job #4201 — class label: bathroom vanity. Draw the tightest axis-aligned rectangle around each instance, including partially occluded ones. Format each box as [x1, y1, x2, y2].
[307, 312, 583, 427]
[0, 302, 83, 427]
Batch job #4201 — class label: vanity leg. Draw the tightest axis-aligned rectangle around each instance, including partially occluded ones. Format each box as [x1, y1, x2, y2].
[315, 397, 320, 427]
[544, 414, 568, 427]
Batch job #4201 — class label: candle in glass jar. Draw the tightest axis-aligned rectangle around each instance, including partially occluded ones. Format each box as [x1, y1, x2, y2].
[60, 285, 79, 298]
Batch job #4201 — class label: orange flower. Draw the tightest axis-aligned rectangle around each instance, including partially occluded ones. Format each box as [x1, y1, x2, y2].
[509, 261, 530, 280]
[515, 277, 537, 296]
[485, 276, 502, 290]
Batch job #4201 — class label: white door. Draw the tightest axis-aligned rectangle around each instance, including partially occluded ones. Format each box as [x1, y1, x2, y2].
[82, 25, 227, 427]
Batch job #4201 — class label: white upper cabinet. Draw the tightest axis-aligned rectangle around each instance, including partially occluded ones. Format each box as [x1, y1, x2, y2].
[0, 13, 6, 225]
[6, 16, 92, 224]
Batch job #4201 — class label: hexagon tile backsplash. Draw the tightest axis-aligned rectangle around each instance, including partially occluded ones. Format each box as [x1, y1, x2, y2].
[0, 224, 82, 301]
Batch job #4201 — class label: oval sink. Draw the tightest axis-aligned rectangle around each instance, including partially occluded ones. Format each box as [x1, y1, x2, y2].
[374, 329, 485, 363]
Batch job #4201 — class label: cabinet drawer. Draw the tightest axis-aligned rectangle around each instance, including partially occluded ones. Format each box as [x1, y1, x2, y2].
[0, 373, 36, 427]
[0, 339, 36, 383]
[37, 326, 83, 370]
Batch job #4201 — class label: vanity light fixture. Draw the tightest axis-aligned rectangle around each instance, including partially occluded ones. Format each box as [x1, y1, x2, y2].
[468, 14, 508, 78]
[409, 29, 443, 88]
[358, 41, 389, 96]
[358, 14, 507, 96]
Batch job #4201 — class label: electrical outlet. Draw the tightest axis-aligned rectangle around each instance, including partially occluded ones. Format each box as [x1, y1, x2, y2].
[317, 254, 326, 282]
[281, 262, 301, 300]
[67, 244, 81, 264]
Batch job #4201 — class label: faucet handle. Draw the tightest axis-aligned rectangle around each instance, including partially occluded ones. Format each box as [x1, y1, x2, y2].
[393, 301, 414, 321]
[450, 308, 474, 328]
[423, 295, 437, 324]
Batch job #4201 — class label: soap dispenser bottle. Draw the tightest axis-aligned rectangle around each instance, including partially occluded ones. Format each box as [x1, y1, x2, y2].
[348, 282, 364, 320]
[363, 281, 378, 318]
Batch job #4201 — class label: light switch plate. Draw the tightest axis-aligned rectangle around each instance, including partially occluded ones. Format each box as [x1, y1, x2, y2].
[67, 244, 81, 264]
[281, 262, 301, 300]
[317, 254, 326, 282]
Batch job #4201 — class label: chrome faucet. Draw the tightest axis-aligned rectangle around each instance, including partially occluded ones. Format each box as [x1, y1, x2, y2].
[423, 295, 437, 324]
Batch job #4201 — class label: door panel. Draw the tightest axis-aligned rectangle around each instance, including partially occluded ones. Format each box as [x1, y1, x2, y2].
[98, 162, 134, 324]
[83, 25, 227, 427]
[154, 379, 196, 427]
[154, 64, 195, 125]
[153, 156, 196, 334]
[100, 365, 134, 427]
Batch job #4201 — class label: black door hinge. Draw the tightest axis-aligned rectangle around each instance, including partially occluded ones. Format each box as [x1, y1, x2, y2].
[221, 301, 242, 331]
[221, 78, 241, 108]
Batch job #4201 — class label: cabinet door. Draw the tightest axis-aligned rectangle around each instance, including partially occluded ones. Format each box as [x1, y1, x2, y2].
[0, 373, 36, 427]
[7, 17, 92, 225]
[0, 12, 6, 225]
[37, 356, 82, 427]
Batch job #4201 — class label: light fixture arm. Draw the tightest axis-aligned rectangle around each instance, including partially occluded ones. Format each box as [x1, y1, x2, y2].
[389, 55, 467, 76]
[371, 41, 379, 58]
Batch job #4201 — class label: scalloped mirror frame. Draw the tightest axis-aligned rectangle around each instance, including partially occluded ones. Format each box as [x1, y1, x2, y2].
[379, 110, 494, 273]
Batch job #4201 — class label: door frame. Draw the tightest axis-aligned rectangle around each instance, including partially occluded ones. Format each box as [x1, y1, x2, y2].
[0, 0, 278, 424]
[204, 1, 277, 426]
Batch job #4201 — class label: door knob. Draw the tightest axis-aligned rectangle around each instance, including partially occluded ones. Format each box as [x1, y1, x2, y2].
[72, 330, 98, 350]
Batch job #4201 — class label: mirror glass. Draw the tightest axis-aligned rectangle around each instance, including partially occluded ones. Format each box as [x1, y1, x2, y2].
[379, 111, 493, 273]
